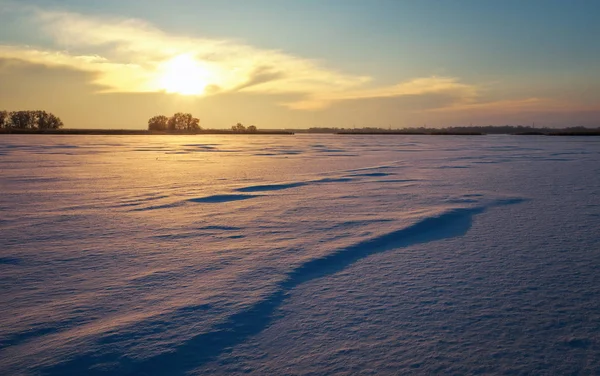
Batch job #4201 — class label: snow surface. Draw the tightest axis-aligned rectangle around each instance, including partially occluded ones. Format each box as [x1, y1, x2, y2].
[0, 134, 599, 375]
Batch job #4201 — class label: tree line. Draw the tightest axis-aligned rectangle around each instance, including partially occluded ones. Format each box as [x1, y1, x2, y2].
[303, 125, 600, 135]
[148, 113, 201, 132]
[0, 110, 64, 130]
[231, 123, 257, 133]
[148, 114, 259, 133]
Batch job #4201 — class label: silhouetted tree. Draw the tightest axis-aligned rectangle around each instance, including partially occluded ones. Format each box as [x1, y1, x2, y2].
[231, 123, 246, 133]
[247, 125, 257, 133]
[0, 110, 64, 131]
[10, 111, 37, 129]
[168, 113, 183, 131]
[35, 111, 63, 130]
[148, 113, 201, 132]
[185, 115, 201, 131]
[167, 113, 199, 131]
[148, 115, 169, 131]
[0, 111, 8, 129]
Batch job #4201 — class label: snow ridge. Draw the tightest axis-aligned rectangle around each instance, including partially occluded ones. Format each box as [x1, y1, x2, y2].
[46, 199, 524, 375]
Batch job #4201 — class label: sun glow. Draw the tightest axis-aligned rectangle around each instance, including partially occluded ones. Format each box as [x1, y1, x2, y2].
[158, 54, 212, 95]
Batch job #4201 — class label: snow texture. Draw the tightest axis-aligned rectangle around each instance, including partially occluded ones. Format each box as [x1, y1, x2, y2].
[1, 134, 599, 375]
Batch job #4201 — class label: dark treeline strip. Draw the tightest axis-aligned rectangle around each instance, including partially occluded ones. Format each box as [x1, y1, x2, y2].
[0, 110, 64, 131]
[0, 129, 294, 135]
[337, 131, 484, 135]
[148, 114, 264, 134]
[296, 125, 600, 135]
[0, 129, 150, 135]
[230, 123, 257, 133]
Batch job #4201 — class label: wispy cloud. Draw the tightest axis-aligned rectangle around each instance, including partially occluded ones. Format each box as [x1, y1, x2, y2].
[284, 77, 478, 110]
[1, 8, 367, 97]
[429, 97, 600, 114]
[0, 6, 483, 110]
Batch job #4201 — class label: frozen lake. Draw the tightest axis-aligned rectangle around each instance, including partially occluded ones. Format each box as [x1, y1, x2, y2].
[1, 134, 599, 375]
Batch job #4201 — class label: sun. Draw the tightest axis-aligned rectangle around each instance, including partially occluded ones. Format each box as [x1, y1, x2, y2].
[158, 54, 211, 95]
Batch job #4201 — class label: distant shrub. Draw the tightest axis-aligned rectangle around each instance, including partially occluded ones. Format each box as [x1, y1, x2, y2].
[231, 123, 246, 133]
[231, 123, 259, 133]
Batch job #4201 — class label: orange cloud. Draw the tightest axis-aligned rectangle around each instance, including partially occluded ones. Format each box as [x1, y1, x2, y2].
[1, 8, 369, 99]
[1, 7, 482, 111]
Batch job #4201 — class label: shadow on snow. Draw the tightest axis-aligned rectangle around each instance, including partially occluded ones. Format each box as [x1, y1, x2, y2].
[46, 198, 524, 375]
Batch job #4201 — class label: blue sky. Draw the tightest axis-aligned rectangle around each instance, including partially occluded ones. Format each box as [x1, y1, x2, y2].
[1, 0, 599, 128]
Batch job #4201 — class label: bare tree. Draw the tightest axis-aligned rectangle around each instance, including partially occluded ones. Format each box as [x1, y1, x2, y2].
[1, 111, 64, 130]
[148, 115, 169, 131]
[0, 111, 8, 129]
[10, 111, 37, 129]
[232, 123, 246, 133]
[168, 113, 186, 131]
[187, 116, 200, 131]
[148, 113, 201, 132]
[181, 113, 200, 131]
[35, 111, 64, 130]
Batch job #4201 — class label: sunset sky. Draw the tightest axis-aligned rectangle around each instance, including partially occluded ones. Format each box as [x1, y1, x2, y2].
[1, 0, 599, 129]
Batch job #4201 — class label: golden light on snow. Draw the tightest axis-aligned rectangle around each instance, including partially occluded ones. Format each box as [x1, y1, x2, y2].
[157, 54, 212, 96]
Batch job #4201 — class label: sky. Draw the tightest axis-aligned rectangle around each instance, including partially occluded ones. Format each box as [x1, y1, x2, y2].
[1, 0, 599, 129]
